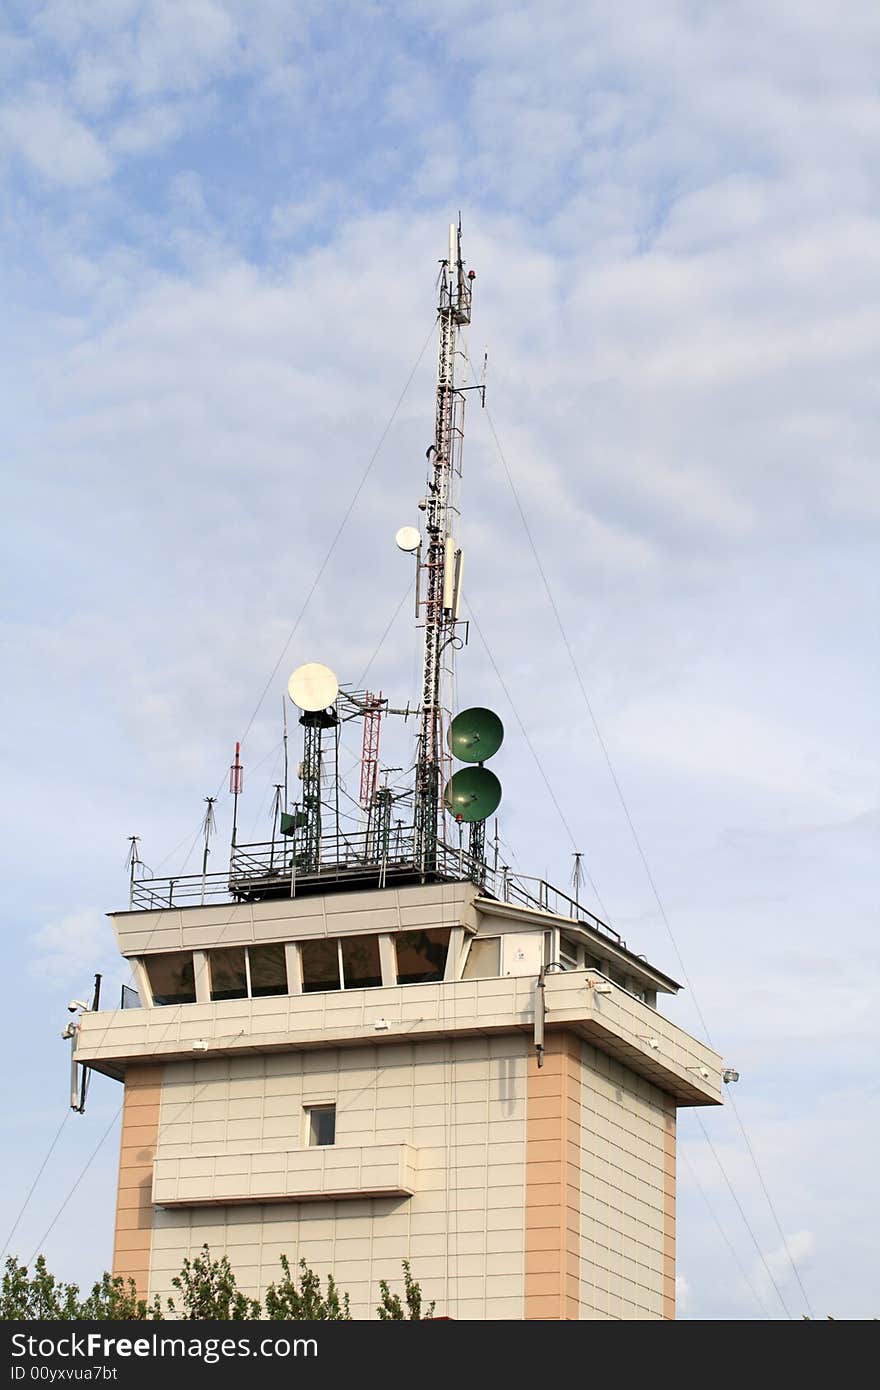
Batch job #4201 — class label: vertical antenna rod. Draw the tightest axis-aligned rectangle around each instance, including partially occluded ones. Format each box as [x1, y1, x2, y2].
[200, 796, 217, 904]
[415, 220, 475, 874]
[229, 742, 243, 848]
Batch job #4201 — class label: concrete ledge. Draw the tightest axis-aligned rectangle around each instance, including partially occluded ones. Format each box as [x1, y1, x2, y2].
[76, 973, 723, 1106]
[153, 1142, 418, 1207]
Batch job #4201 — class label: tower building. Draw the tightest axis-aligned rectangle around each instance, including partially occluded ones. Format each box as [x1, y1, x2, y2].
[72, 226, 721, 1321]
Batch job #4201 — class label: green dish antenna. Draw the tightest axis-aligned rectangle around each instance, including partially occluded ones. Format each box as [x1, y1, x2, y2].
[444, 767, 502, 823]
[448, 707, 504, 763]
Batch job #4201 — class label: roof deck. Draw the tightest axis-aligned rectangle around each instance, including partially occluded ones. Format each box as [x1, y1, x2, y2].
[127, 827, 654, 970]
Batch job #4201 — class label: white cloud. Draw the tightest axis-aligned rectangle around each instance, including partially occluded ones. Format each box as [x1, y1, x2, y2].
[753, 1230, 816, 1306]
[612, 697, 877, 819]
[0, 92, 111, 186]
[30, 909, 122, 990]
[109, 100, 192, 156]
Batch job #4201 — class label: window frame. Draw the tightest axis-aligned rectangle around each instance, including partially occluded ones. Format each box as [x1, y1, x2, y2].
[207, 943, 288, 1002]
[392, 927, 452, 985]
[145, 950, 197, 1007]
[304, 1102, 337, 1148]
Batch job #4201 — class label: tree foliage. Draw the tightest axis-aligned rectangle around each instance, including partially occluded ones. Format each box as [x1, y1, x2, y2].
[376, 1260, 435, 1320]
[2, 1249, 435, 1321]
[1, 1257, 160, 1321]
[166, 1245, 260, 1320]
[263, 1255, 351, 1320]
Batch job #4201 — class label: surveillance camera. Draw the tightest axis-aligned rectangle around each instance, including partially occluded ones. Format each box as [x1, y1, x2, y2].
[699, 1067, 710, 1080]
[60, 1022, 77, 1040]
[722, 1067, 740, 1084]
[67, 1000, 90, 1013]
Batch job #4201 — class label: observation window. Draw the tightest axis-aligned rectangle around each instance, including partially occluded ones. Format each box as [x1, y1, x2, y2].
[341, 935, 382, 989]
[146, 952, 196, 1007]
[208, 944, 288, 1001]
[301, 936, 384, 992]
[301, 938, 341, 993]
[395, 928, 450, 984]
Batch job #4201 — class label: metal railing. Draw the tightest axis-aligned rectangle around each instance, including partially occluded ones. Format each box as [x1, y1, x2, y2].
[495, 872, 624, 947]
[126, 827, 623, 949]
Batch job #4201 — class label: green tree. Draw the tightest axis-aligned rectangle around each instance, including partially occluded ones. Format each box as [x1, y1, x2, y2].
[264, 1255, 351, 1319]
[166, 1245, 260, 1320]
[0, 1256, 80, 1320]
[77, 1272, 162, 1320]
[376, 1260, 436, 1320]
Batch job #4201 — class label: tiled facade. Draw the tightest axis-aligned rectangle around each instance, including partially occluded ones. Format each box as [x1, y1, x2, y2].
[146, 1036, 529, 1320]
[578, 1044, 673, 1319]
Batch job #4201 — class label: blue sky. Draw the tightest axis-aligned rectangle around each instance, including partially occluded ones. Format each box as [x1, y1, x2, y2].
[2, 1, 878, 1319]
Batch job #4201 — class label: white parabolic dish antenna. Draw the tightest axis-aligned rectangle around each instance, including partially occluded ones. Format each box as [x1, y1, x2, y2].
[288, 662, 339, 712]
[395, 525, 421, 553]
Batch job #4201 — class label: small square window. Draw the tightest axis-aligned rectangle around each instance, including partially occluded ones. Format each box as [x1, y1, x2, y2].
[306, 1104, 336, 1147]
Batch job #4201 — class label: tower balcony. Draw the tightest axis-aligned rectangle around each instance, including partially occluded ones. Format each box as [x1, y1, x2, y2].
[74, 969, 721, 1107]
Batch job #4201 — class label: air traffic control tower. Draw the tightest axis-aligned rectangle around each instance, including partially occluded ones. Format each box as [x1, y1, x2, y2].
[71, 227, 722, 1320]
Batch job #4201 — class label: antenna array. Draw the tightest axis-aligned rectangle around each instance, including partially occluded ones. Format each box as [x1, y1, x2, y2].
[414, 220, 475, 874]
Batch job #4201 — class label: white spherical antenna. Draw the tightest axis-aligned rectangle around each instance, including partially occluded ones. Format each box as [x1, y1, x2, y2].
[287, 662, 339, 712]
[395, 525, 421, 553]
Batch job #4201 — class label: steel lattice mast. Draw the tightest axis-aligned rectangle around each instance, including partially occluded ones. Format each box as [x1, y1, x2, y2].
[415, 221, 474, 874]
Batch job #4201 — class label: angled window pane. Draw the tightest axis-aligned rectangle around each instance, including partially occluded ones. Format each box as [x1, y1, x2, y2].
[146, 952, 196, 1006]
[249, 943, 288, 997]
[461, 937, 500, 980]
[208, 947, 248, 1001]
[341, 935, 382, 989]
[394, 928, 450, 985]
[559, 938, 579, 970]
[301, 938, 341, 993]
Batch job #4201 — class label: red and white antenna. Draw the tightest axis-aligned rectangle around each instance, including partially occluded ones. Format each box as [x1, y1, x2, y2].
[229, 740, 244, 795]
[413, 220, 475, 873]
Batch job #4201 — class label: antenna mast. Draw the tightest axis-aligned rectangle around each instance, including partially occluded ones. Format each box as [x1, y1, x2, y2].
[415, 220, 474, 875]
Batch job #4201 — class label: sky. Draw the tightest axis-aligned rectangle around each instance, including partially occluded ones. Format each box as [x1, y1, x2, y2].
[1, 0, 878, 1321]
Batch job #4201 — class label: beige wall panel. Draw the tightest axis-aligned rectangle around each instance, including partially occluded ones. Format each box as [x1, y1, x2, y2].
[113, 883, 478, 958]
[578, 1041, 670, 1320]
[663, 1097, 676, 1319]
[145, 1035, 527, 1319]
